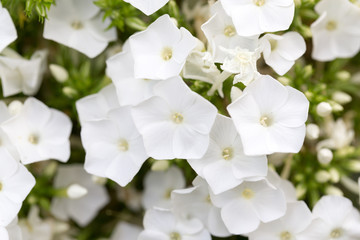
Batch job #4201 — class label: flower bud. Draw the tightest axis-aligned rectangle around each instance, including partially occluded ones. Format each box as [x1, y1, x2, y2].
[49, 64, 69, 83]
[329, 168, 340, 183]
[345, 160, 360, 172]
[315, 170, 331, 183]
[325, 186, 343, 196]
[317, 148, 333, 165]
[66, 184, 88, 199]
[332, 91, 352, 105]
[277, 76, 290, 85]
[316, 102, 332, 117]
[151, 160, 170, 171]
[8, 100, 23, 116]
[336, 71, 350, 81]
[62, 87, 78, 98]
[306, 123, 320, 140]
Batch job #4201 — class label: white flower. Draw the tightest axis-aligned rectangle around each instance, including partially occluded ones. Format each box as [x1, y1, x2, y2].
[219, 0, 295, 37]
[43, 0, 117, 58]
[1, 98, 72, 164]
[317, 118, 354, 150]
[76, 84, 120, 125]
[249, 201, 312, 240]
[110, 221, 142, 240]
[171, 177, 231, 237]
[210, 179, 287, 235]
[123, 0, 169, 15]
[221, 47, 260, 86]
[138, 208, 211, 240]
[267, 168, 297, 202]
[132, 77, 217, 159]
[50, 164, 109, 227]
[129, 14, 197, 80]
[0, 3, 17, 53]
[0, 101, 19, 160]
[19, 206, 53, 240]
[142, 166, 185, 209]
[81, 106, 148, 187]
[0, 151, 35, 226]
[227, 75, 309, 156]
[298, 195, 360, 240]
[201, 2, 259, 63]
[311, 0, 360, 61]
[0, 49, 47, 97]
[188, 114, 268, 194]
[260, 32, 306, 75]
[106, 50, 159, 106]
[0, 217, 22, 240]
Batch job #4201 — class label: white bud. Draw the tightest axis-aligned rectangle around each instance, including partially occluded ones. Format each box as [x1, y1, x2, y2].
[91, 175, 107, 185]
[306, 123, 320, 140]
[329, 168, 340, 183]
[332, 91, 352, 105]
[316, 102, 332, 117]
[8, 100, 23, 116]
[336, 71, 350, 81]
[49, 64, 69, 83]
[317, 148, 333, 165]
[230, 86, 243, 102]
[62, 87, 78, 98]
[151, 160, 170, 171]
[331, 102, 343, 112]
[347, 160, 360, 172]
[277, 76, 290, 85]
[52, 222, 70, 234]
[66, 184, 88, 199]
[315, 170, 331, 183]
[325, 186, 343, 196]
[170, 17, 178, 27]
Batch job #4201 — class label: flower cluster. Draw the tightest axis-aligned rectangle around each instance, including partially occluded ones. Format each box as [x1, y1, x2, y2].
[0, 0, 360, 239]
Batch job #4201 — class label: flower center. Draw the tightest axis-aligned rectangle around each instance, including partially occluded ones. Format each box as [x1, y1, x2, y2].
[161, 47, 173, 61]
[71, 20, 84, 30]
[224, 25, 236, 37]
[28, 134, 39, 145]
[242, 188, 254, 199]
[170, 232, 181, 240]
[118, 140, 129, 152]
[330, 228, 342, 238]
[172, 113, 184, 124]
[280, 231, 292, 240]
[253, 0, 266, 6]
[326, 21, 337, 31]
[0, 182, 3, 191]
[259, 115, 272, 127]
[269, 39, 278, 51]
[222, 147, 234, 160]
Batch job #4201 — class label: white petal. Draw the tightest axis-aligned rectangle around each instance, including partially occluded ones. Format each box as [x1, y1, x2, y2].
[267, 124, 306, 153]
[252, 187, 286, 222]
[0, 7, 17, 52]
[124, 0, 170, 16]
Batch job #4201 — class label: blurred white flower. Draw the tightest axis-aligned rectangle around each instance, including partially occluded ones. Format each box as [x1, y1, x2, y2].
[142, 166, 185, 209]
[50, 164, 109, 227]
[106, 50, 159, 106]
[43, 0, 117, 58]
[110, 221, 142, 240]
[171, 177, 231, 237]
[260, 32, 306, 75]
[129, 14, 197, 80]
[188, 114, 268, 194]
[19, 206, 53, 240]
[298, 195, 360, 240]
[317, 118, 354, 150]
[0, 3, 17, 52]
[210, 179, 287, 235]
[2, 98, 72, 164]
[221, 47, 260, 86]
[311, 0, 360, 61]
[81, 106, 148, 187]
[132, 77, 217, 160]
[138, 208, 211, 240]
[249, 201, 312, 240]
[227, 75, 309, 156]
[219, 0, 294, 36]
[201, 2, 258, 63]
[76, 84, 120, 125]
[0, 49, 47, 97]
[123, 0, 169, 15]
[0, 151, 35, 226]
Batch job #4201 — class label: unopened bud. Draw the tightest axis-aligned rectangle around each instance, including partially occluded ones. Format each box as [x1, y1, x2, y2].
[346, 160, 360, 172]
[62, 87, 78, 98]
[325, 186, 343, 196]
[67, 184, 88, 199]
[125, 17, 147, 31]
[332, 91, 352, 105]
[230, 86, 243, 102]
[316, 102, 332, 117]
[49, 64, 69, 83]
[91, 175, 107, 185]
[315, 170, 331, 183]
[151, 160, 170, 171]
[295, 184, 307, 199]
[8, 100, 23, 116]
[277, 76, 290, 85]
[329, 168, 340, 183]
[336, 71, 350, 81]
[331, 102, 343, 112]
[306, 123, 320, 140]
[317, 148, 333, 165]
